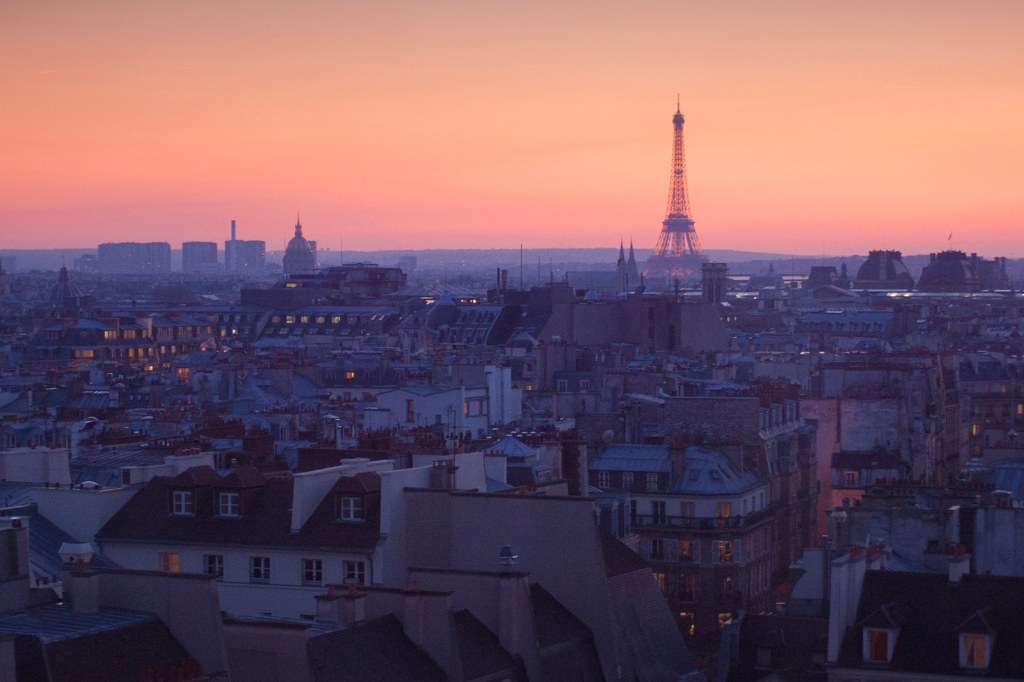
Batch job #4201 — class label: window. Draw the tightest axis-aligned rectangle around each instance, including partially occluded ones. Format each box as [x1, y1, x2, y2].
[716, 501, 731, 518]
[646, 473, 659, 491]
[681, 501, 695, 517]
[678, 611, 695, 637]
[650, 538, 665, 560]
[717, 540, 733, 563]
[204, 554, 224, 579]
[863, 628, 894, 664]
[718, 612, 732, 630]
[219, 491, 240, 517]
[679, 539, 697, 562]
[653, 571, 666, 592]
[159, 552, 180, 573]
[406, 399, 415, 424]
[679, 574, 699, 601]
[343, 560, 366, 585]
[622, 472, 634, 489]
[597, 471, 610, 488]
[171, 489, 194, 516]
[250, 556, 271, 583]
[844, 470, 858, 487]
[652, 500, 666, 525]
[960, 633, 990, 670]
[337, 496, 364, 522]
[302, 558, 324, 586]
[722, 575, 734, 594]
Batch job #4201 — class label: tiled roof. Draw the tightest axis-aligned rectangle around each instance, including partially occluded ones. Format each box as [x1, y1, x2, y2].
[307, 614, 445, 682]
[599, 533, 649, 578]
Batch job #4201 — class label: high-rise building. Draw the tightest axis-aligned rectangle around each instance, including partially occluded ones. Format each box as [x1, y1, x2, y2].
[224, 220, 266, 275]
[97, 242, 171, 274]
[181, 241, 218, 273]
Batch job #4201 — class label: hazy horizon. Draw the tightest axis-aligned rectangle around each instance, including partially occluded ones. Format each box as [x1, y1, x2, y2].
[3, 1, 1021, 254]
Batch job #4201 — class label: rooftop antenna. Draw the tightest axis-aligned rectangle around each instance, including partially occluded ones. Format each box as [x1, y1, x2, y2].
[520, 244, 524, 290]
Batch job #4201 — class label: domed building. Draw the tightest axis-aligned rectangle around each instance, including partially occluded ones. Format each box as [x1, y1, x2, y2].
[282, 216, 317, 275]
[49, 266, 91, 313]
[853, 250, 914, 290]
[917, 251, 1008, 293]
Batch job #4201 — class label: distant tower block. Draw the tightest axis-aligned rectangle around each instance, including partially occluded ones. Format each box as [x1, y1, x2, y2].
[645, 100, 707, 280]
[701, 262, 727, 304]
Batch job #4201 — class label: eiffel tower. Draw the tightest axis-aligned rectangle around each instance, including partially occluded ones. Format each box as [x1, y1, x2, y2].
[644, 99, 706, 280]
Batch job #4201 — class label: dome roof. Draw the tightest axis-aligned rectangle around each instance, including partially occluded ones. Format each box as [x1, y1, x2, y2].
[49, 266, 84, 308]
[283, 217, 316, 275]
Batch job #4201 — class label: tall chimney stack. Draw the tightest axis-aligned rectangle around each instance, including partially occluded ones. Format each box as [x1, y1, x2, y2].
[230, 219, 236, 241]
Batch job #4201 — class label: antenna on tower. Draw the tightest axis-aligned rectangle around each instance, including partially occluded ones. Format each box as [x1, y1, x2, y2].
[676, 93, 680, 113]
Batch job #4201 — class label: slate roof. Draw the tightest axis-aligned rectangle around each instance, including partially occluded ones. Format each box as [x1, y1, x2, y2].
[453, 609, 523, 681]
[599, 532, 650, 578]
[835, 571, 1024, 677]
[530, 584, 603, 682]
[671, 446, 761, 495]
[13, 617, 195, 682]
[589, 444, 671, 473]
[307, 614, 445, 682]
[729, 613, 828, 682]
[97, 469, 381, 552]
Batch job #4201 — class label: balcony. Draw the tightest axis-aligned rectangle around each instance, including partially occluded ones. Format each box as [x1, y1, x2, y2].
[633, 507, 773, 531]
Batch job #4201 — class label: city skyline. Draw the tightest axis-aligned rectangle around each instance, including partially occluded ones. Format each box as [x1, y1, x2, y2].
[2, 1, 1022, 255]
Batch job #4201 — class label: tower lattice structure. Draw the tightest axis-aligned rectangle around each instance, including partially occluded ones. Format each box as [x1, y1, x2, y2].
[645, 101, 706, 280]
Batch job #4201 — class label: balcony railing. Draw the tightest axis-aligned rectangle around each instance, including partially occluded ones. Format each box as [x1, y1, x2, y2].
[633, 508, 772, 531]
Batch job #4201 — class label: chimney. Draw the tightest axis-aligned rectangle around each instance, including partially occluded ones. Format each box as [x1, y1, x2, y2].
[230, 219, 236, 241]
[342, 585, 366, 625]
[67, 570, 100, 613]
[403, 583, 425, 646]
[315, 586, 343, 624]
[430, 459, 458, 490]
[948, 550, 971, 583]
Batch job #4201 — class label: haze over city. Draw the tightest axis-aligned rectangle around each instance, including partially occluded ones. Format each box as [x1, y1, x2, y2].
[2, 0, 1021, 256]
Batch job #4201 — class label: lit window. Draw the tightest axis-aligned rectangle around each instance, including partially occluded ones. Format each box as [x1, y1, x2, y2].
[302, 558, 324, 585]
[961, 633, 990, 670]
[345, 371, 356, 380]
[718, 612, 732, 630]
[679, 539, 697, 562]
[250, 556, 271, 583]
[331, 315, 342, 324]
[718, 540, 733, 563]
[285, 315, 295, 324]
[678, 611, 695, 637]
[300, 315, 310, 324]
[652, 571, 666, 592]
[337, 496, 364, 522]
[316, 316, 325, 324]
[343, 560, 365, 585]
[204, 554, 224, 579]
[597, 471, 610, 488]
[159, 552, 180, 573]
[863, 628, 894, 664]
[219, 491, 240, 517]
[171, 490, 194, 516]
[716, 501, 731, 518]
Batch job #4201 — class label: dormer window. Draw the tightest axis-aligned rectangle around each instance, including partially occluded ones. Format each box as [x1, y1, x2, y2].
[337, 495, 364, 522]
[171, 489, 194, 516]
[219, 491, 240, 517]
[863, 628, 896, 664]
[960, 633, 991, 671]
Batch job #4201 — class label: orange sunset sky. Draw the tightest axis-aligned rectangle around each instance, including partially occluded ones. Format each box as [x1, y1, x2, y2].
[2, 1, 1022, 256]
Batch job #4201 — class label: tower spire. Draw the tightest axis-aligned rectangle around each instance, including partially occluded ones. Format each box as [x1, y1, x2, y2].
[645, 100, 705, 280]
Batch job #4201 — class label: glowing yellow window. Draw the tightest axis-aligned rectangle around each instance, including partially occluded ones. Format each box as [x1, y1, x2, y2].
[159, 552, 180, 573]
